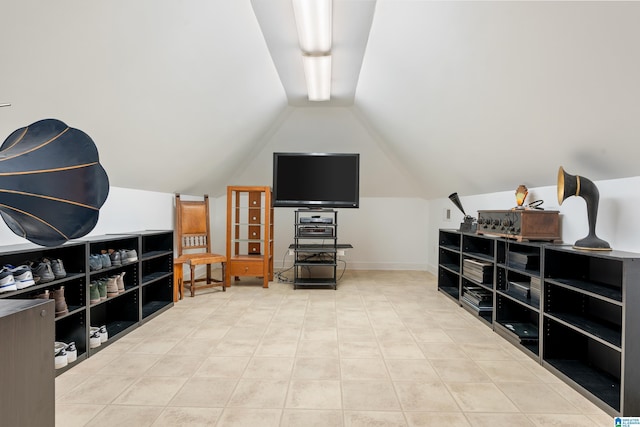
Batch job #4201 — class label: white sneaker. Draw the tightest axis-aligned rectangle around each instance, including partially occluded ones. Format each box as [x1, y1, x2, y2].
[89, 327, 102, 348]
[54, 342, 68, 369]
[99, 325, 108, 343]
[0, 268, 17, 293]
[65, 342, 77, 363]
[7, 265, 35, 289]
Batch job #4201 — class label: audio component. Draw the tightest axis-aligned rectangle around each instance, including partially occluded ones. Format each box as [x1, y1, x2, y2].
[476, 209, 560, 242]
[300, 216, 333, 224]
[298, 226, 334, 237]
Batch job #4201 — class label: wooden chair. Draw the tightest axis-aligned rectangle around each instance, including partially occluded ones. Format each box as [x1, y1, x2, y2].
[174, 194, 226, 298]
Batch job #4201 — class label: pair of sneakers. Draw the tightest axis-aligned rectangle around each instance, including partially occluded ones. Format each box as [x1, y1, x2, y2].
[0, 265, 35, 292]
[110, 249, 138, 265]
[90, 326, 108, 349]
[54, 341, 77, 369]
[30, 258, 67, 283]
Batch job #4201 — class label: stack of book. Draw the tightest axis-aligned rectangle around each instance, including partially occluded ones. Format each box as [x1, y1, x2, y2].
[508, 280, 531, 299]
[463, 258, 493, 284]
[462, 285, 493, 312]
[507, 251, 539, 271]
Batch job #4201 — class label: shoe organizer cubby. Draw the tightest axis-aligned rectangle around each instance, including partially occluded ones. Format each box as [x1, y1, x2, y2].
[544, 282, 621, 348]
[543, 317, 621, 412]
[439, 247, 460, 274]
[89, 290, 139, 354]
[439, 230, 461, 252]
[54, 311, 87, 371]
[496, 266, 540, 310]
[462, 233, 495, 262]
[495, 293, 539, 357]
[438, 267, 460, 301]
[496, 240, 542, 276]
[142, 279, 173, 320]
[460, 277, 493, 325]
[0, 230, 173, 376]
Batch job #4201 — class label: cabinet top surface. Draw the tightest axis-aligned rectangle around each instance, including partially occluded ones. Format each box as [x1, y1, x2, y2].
[0, 299, 53, 317]
[0, 239, 86, 255]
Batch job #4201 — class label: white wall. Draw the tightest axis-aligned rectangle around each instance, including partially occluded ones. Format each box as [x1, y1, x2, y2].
[211, 195, 429, 272]
[0, 187, 175, 246]
[3, 176, 638, 277]
[426, 175, 640, 273]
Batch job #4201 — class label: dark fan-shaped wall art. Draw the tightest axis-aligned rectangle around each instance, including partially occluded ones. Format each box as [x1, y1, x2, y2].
[0, 119, 109, 246]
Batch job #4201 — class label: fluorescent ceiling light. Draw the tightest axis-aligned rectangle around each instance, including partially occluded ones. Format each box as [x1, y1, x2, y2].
[292, 0, 332, 54]
[302, 55, 331, 101]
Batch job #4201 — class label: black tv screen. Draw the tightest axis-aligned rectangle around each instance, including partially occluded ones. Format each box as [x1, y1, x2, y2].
[273, 152, 360, 208]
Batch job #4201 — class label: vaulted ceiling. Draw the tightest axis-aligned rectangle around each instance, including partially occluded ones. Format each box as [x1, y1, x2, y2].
[2, 1, 639, 200]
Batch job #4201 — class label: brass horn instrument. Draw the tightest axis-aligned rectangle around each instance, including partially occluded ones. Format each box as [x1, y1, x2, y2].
[0, 119, 109, 246]
[557, 166, 610, 251]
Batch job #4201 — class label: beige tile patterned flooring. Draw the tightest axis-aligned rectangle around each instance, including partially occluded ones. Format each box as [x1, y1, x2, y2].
[55, 271, 613, 426]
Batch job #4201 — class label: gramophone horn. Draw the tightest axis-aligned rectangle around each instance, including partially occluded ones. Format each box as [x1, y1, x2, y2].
[0, 119, 109, 247]
[448, 192, 466, 216]
[556, 166, 610, 251]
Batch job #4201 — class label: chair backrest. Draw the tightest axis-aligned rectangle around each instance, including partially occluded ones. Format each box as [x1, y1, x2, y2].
[175, 194, 212, 256]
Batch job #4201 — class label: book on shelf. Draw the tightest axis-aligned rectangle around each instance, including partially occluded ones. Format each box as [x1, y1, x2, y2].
[507, 251, 539, 270]
[463, 258, 493, 283]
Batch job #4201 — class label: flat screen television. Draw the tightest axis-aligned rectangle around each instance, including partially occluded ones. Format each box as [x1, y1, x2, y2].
[272, 152, 360, 208]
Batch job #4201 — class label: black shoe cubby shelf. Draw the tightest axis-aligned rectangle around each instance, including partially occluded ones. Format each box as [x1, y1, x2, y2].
[0, 230, 174, 376]
[438, 229, 640, 417]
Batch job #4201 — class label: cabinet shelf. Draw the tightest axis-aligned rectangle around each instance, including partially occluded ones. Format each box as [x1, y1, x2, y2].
[544, 358, 620, 412]
[0, 230, 173, 376]
[142, 271, 172, 286]
[545, 312, 621, 349]
[141, 250, 172, 261]
[438, 229, 640, 415]
[544, 277, 622, 304]
[226, 186, 273, 288]
[496, 289, 539, 311]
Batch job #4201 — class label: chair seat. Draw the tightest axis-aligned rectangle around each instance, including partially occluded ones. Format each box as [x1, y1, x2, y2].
[178, 253, 226, 266]
[174, 253, 227, 299]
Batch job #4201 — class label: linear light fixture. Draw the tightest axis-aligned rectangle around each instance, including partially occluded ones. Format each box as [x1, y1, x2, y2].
[292, 0, 332, 101]
[302, 55, 331, 101]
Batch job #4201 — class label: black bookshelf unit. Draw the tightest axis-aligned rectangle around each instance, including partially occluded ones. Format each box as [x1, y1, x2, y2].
[437, 228, 640, 416]
[0, 230, 174, 375]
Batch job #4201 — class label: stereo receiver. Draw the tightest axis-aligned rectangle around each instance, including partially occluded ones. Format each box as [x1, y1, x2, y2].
[298, 226, 334, 238]
[476, 209, 560, 242]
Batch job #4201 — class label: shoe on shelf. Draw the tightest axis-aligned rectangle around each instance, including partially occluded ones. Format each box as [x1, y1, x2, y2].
[89, 281, 101, 304]
[50, 259, 67, 279]
[65, 342, 77, 363]
[89, 255, 102, 271]
[99, 325, 108, 343]
[34, 289, 50, 299]
[0, 268, 17, 293]
[116, 271, 126, 294]
[5, 265, 35, 289]
[50, 286, 69, 317]
[30, 260, 55, 284]
[89, 327, 101, 348]
[100, 253, 111, 269]
[54, 342, 68, 369]
[98, 279, 107, 300]
[125, 249, 138, 263]
[108, 249, 122, 266]
[106, 276, 119, 297]
[118, 249, 127, 264]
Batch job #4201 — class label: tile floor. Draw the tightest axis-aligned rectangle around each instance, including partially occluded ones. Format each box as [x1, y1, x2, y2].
[55, 270, 613, 426]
